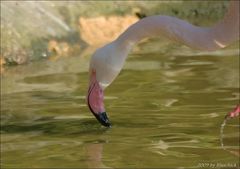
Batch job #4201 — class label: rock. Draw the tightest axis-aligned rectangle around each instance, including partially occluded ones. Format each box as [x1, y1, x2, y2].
[48, 40, 71, 61]
[0, 57, 6, 74]
[79, 15, 139, 46]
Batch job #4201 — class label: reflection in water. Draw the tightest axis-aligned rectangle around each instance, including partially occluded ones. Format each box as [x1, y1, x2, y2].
[86, 143, 104, 168]
[1, 40, 239, 168]
[86, 143, 112, 168]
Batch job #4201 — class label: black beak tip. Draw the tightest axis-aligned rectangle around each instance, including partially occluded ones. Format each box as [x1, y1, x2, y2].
[95, 112, 111, 127]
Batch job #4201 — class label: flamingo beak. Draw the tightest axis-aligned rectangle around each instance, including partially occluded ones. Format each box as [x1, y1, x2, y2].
[94, 112, 111, 127]
[87, 71, 111, 127]
[225, 105, 240, 119]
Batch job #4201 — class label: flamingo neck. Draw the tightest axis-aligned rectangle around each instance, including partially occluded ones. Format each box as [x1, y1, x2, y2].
[116, 1, 239, 52]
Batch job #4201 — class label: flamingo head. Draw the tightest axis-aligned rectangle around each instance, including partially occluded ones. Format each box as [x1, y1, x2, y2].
[87, 69, 111, 127]
[86, 42, 130, 127]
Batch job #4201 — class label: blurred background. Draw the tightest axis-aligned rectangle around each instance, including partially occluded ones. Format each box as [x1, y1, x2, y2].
[1, 1, 230, 67]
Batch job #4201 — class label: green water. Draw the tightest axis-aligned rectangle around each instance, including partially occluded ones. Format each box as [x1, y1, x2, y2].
[1, 40, 239, 168]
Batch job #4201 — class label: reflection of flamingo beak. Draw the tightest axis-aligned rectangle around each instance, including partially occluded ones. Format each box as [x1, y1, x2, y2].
[87, 70, 111, 127]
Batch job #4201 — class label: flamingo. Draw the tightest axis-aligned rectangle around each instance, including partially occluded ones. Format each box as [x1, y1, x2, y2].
[87, 0, 240, 127]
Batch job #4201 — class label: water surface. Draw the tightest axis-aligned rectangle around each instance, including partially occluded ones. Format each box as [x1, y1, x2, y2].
[1, 41, 239, 168]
